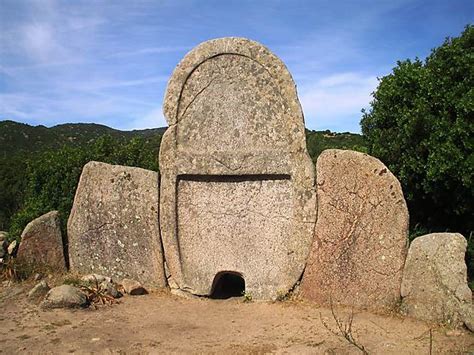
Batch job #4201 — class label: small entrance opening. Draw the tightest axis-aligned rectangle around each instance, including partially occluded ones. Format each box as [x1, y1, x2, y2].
[210, 271, 245, 299]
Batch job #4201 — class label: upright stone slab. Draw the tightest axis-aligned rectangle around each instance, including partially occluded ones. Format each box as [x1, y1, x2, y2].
[401, 233, 473, 330]
[68, 161, 165, 287]
[0, 231, 8, 258]
[301, 149, 409, 310]
[16, 211, 66, 271]
[160, 37, 316, 300]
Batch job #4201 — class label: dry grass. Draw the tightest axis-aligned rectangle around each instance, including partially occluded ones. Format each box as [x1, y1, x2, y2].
[78, 276, 119, 308]
[320, 300, 369, 354]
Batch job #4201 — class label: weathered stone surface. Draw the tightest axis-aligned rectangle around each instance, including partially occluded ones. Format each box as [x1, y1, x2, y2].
[40, 285, 88, 309]
[301, 149, 409, 310]
[16, 211, 66, 271]
[160, 37, 316, 300]
[0, 232, 7, 258]
[121, 278, 147, 295]
[68, 161, 165, 287]
[401, 233, 473, 329]
[463, 305, 474, 332]
[27, 280, 50, 303]
[81, 274, 112, 284]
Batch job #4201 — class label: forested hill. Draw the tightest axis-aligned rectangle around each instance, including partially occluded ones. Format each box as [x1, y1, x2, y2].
[0, 118, 367, 236]
[0, 119, 366, 160]
[0, 120, 167, 157]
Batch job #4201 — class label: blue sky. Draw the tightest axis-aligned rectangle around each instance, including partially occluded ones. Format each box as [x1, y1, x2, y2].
[0, 0, 472, 132]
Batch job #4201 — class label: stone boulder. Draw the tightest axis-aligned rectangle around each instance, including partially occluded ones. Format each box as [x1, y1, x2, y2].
[301, 149, 409, 310]
[68, 161, 166, 287]
[100, 280, 121, 298]
[0, 232, 7, 258]
[16, 211, 66, 271]
[40, 285, 88, 309]
[401, 233, 473, 329]
[121, 278, 147, 295]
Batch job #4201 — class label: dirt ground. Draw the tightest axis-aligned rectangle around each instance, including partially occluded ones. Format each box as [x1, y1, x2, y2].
[0, 281, 473, 354]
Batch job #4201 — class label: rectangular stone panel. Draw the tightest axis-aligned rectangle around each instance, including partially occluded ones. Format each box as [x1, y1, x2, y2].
[176, 175, 293, 295]
[68, 161, 165, 287]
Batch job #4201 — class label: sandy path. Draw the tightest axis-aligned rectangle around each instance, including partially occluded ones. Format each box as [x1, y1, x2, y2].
[0, 283, 472, 354]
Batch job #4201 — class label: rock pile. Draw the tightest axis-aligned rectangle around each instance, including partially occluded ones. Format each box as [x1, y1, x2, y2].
[23, 274, 145, 309]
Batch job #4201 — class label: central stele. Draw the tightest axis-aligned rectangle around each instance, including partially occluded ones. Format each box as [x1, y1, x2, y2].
[159, 37, 316, 300]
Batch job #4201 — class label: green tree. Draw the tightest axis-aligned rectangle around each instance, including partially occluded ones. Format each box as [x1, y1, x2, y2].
[8, 145, 90, 240]
[361, 25, 473, 279]
[7, 134, 162, 243]
[0, 155, 28, 230]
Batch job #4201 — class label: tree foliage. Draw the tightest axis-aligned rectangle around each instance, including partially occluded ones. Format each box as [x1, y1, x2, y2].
[7, 135, 161, 242]
[361, 25, 473, 278]
[306, 129, 367, 162]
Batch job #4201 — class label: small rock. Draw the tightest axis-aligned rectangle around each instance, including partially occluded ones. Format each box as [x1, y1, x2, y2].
[121, 279, 147, 295]
[81, 274, 112, 284]
[27, 280, 50, 303]
[40, 285, 88, 309]
[100, 281, 120, 298]
[445, 329, 463, 336]
[33, 273, 43, 281]
[7, 240, 17, 255]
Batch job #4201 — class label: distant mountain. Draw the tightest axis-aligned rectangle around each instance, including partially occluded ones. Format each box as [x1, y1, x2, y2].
[0, 120, 167, 157]
[0, 119, 367, 161]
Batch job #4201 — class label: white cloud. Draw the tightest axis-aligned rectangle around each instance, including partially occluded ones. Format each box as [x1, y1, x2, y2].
[21, 22, 69, 63]
[66, 17, 105, 31]
[298, 72, 379, 132]
[317, 73, 368, 88]
[109, 46, 190, 58]
[0, 91, 163, 129]
[125, 107, 168, 130]
[63, 75, 169, 92]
